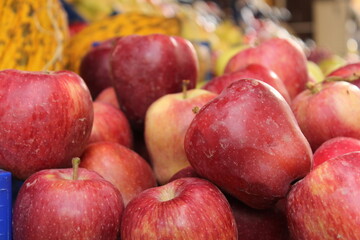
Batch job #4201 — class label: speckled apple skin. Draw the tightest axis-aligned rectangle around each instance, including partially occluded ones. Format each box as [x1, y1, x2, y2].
[291, 81, 360, 151]
[327, 62, 360, 88]
[79, 38, 118, 98]
[12, 168, 124, 240]
[121, 177, 238, 240]
[80, 142, 156, 206]
[313, 137, 360, 168]
[89, 102, 133, 148]
[111, 34, 198, 130]
[0, 70, 94, 179]
[224, 38, 308, 99]
[203, 64, 291, 103]
[286, 151, 360, 240]
[185, 79, 312, 209]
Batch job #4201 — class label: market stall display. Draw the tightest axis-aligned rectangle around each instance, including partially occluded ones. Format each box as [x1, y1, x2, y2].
[1, 0, 360, 239]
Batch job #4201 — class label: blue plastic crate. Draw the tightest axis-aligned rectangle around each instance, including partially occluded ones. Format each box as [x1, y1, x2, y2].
[0, 170, 12, 240]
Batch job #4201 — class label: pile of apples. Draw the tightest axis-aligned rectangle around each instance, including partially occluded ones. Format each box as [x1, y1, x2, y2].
[2, 33, 360, 240]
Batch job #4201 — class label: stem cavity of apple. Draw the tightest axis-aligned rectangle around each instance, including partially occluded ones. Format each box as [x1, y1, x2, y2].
[158, 186, 177, 202]
[182, 80, 190, 99]
[72, 157, 81, 180]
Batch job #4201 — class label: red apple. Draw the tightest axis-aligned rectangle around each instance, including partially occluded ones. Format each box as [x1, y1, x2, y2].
[121, 177, 238, 239]
[80, 142, 156, 205]
[89, 102, 133, 148]
[184, 79, 312, 209]
[224, 37, 308, 99]
[291, 81, 360, 151]
[169, 167, 290, 240]
[12, 159, 124, 240]
[228, 197, 290, 240]
[326, 62, 360, 88]
[286, 151, 360, 239]
[145, 88, 217, 184]
[313, 137, 360, 168]
[169, 166, 200, 182]
[111, 34, 198, 130]
[95, 87, 120, 109]
[0, 70, 93, 180]
[79, 37, 119, 98]
[203, 64, 291, 103]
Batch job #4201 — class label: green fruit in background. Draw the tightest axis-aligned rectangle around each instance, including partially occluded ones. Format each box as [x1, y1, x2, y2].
[318, 55, 347, 76]
[196, 80, 207, 89]
[214, 44, 249, 76]
[307, 61, 324, 83]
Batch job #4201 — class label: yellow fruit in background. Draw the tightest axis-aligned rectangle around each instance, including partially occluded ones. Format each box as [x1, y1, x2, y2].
[214, 19, 244, 48]
[178, 6, 215, 44]
[0, 0, 69, 71]
[307, 61, 324, 83]
[318, 55, 347, 76]
[214, 44, 249, 76]
[177, 4, 244, 63]
[66, 0, 164, 22]
[196, 80, 207, 89]
[68, 0, 116, 22]
[211, 19, 244, 64]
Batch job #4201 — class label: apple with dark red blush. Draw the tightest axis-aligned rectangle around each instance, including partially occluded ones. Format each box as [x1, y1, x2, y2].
[111, 34, 198, 131]
[89, 102, 133, 148]
[169, 166, 200, 182]
[0, 69, 93, 180]
[185, 79, 312, 209]
[12, 158, 124, 240]
[79, 37, 119, 98]
[224, 37, 308, 99]
[121, 177, 238, 240]
[203, 64, 291, 103]
[229, 196, 290, 240]
[80, 142, 156, 205]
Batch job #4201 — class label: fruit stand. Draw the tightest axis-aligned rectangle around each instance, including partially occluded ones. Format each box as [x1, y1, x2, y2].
[1, 0, 360, 239]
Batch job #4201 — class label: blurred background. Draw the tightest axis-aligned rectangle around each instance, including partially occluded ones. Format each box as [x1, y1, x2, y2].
[61, 0, 360, 77]
[63, 0, 360, 53]
[2, 0, 358, 81]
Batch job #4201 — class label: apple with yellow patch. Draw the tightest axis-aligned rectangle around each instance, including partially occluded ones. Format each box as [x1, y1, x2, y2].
[145, 87, 217, 184]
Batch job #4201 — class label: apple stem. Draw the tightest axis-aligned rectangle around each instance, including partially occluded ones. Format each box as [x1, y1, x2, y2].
[306, 81, 322, 94]
[72, 157, 81, 180]
[182, 80, 190, 99]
